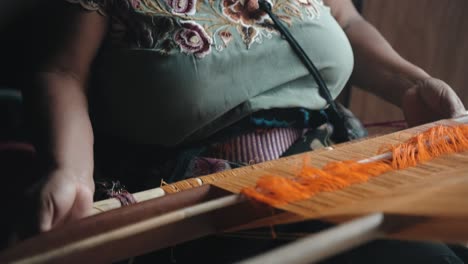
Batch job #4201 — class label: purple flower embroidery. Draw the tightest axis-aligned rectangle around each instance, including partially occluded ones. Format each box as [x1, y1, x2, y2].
[167, 0, 197, 15]
[222, 0, 266, 26]
[222, 0, 274, 47]
[219, 30, 233, 46]
[131, 0, 141, 8]
[174, 21, 212, 58]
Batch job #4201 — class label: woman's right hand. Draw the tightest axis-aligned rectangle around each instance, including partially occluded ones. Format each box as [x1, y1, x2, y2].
[34, 169, 95, 232]
[402, 78, 466, 127]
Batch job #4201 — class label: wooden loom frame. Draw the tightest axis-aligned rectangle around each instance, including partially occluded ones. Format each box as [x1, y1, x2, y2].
[2, 116, 468, 263]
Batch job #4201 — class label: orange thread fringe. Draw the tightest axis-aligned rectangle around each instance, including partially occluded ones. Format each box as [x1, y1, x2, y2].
[241, 125, 468, 206]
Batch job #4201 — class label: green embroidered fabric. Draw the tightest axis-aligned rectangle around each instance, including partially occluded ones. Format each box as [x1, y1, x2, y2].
[66, 0, 354, 146]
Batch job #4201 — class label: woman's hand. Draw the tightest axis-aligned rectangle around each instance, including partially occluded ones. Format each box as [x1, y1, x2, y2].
[35, 169, 94, 232]
[326, 1, 467, 125]
[402, 78, 466, 127]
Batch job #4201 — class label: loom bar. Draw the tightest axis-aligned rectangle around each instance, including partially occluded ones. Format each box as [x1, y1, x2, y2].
[13, 194, 244, 264]
[91, 187, 166, 214]
[237, 213, 385, 264]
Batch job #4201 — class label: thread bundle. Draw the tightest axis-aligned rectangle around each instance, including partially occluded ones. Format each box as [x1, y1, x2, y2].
[241, 125, 468, 206]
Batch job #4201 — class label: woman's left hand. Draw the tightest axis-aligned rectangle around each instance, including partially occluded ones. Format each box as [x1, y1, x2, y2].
[402, 78, 466, 127]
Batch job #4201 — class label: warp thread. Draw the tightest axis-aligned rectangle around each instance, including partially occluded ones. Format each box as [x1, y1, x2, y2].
[113, 191, 137, 206]
[241, 125, 468, 206]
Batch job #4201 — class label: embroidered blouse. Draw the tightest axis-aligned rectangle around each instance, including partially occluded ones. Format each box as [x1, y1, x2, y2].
[66, 0, 354, 146]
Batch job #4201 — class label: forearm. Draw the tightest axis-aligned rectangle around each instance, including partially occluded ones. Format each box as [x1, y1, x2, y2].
[346, 17, 430, 107]
[26, 71, 94, 185]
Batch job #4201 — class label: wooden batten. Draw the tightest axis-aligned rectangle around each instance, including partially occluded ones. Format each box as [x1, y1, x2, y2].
[0, 186, 277, 264]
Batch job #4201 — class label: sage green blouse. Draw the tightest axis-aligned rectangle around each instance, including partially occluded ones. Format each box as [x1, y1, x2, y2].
[67, 0, 354, 146]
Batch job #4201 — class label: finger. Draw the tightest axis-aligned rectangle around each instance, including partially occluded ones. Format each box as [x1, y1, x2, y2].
[402, 86, 436, 126]
[38, 192, 55, 232]
[447, 94, 466, 118]
[419, 79, 466, 118]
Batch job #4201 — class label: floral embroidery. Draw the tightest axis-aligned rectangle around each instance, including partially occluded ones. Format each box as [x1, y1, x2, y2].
[131, 0, 142, 8]
[174, 21, 213, 58]
[167, 0, 197, 14]
[66, 0, 325, 57]
[218, 29, 233, 46]
[219, 0, 275, 48]
[222, 0, 267, 26]
[295, 0, 321, 18]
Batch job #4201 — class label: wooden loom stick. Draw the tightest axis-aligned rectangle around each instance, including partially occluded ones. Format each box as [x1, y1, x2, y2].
[237, 212, 447, 264]
[14, 195, 244, 264]
[238, 213, 385, 264]
[92, 186, 167, 214]
[90, 163, 277, 214]
[0, 185, 273, 263]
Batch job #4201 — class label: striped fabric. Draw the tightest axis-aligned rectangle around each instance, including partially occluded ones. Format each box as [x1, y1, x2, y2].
[208, 128, 306, 164]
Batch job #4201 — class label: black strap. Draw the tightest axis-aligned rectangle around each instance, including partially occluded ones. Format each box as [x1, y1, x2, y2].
[258, 0, 356, 142]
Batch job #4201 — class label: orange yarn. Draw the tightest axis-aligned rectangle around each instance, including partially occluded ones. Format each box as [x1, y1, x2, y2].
[241, 125, 468, 206]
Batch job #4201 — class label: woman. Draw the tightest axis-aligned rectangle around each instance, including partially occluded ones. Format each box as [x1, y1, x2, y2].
[7, 0, 467, 262]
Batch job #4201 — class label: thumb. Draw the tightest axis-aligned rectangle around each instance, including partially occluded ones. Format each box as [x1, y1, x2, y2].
[38, 193, 55, 232]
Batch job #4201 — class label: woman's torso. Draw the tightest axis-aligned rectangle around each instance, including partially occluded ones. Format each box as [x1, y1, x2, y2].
[72, 0, 354, 145]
